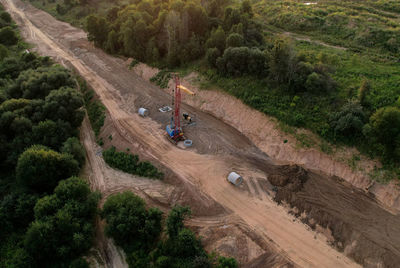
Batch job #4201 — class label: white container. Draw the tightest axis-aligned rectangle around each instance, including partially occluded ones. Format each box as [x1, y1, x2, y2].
[138, 108, 149, 117]
[227, 172, 243, 186]
[184, 140, 193, 147]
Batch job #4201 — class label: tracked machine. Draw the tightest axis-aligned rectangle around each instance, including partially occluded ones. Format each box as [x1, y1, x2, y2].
[166, 74, 195, 144]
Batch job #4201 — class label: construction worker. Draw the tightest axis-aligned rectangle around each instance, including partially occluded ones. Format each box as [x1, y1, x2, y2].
[183, 112, 192, 123]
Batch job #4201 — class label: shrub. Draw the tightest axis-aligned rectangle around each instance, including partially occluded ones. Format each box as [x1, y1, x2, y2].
[217, 46, 267, 76]
[24, 177, 99, 266]
[226, 33, 244, 48]
[0, 12, 11, 23]
[206, 47, 220, 67]
[16, 145, 79, 193]
[330, 100, 366, 141]
[61, 137, 85, 167]
[101, 191, 162, 250]
[102, 146, 163, 179]
[86, 98, 105, 136]
[0, 26, 18, 46]
[369, 106, 400, 160]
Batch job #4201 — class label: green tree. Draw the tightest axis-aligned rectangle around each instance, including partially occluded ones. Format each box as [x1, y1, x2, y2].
[305, 72, 324, 93]
[0, 192, 38, 238]
[43, 87, 85, 128]
[7, 66, 75, 99]
[61, 137, 85, 167]
[206, 47, 220, 67]
[0, 11, 12, 23]
[369, 106, 400, 159]
[330, 100, 366, 140]
[86, 15, 109, 47]
[24, 177, 99, 266]
[105, 30, 119, 54]
[101, 191, 163, 251]
[0, 26, 18, 46]
[216, 256, 238, 268]
[0, 44, 8, 61]
[359, 79, 371, 107]
[16, 145, 79, 193]
[240, 0, 253, 16]
[206, 26, 226, 53]
[269, 37, 296, 84]
[226, 33, 244, 48]
[32, 120, 70, 150]
[166, 206, 191, 238]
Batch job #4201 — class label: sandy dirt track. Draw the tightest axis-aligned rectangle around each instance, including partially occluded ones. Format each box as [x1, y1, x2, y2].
[4, 0, 400, 267]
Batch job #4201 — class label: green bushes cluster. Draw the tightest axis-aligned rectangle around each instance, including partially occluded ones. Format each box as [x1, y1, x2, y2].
[23, 177, 100, 267]
[103, 146, 163, 179]
[150, 70, 172, 89]
[79, 77, 105, 136]
[0, 8, 96, 267]
[102, 192, 237, 268]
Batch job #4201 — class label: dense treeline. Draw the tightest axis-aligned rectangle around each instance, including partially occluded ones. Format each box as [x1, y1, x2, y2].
[84, 0, 333, 94]
[102, 191, 238, 268]
[83, 0, 336, 102]
[0, 6, 99, 267]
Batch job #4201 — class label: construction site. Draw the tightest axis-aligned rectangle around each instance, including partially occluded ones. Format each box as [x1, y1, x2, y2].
[3, 0, 400, 267]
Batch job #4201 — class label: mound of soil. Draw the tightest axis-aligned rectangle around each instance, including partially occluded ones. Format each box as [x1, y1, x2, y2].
[273, 170, 400, 268]
[268, 165, 308, 204]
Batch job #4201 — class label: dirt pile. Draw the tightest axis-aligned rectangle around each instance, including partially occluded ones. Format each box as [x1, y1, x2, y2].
[273, 170, 400, 268]
[268, 165, 308, 204]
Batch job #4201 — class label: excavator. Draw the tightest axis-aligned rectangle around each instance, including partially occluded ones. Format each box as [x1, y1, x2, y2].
[166, 74, 195, 144]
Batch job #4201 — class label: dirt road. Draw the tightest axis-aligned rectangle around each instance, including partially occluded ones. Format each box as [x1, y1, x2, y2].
[5, 0, 400, 267]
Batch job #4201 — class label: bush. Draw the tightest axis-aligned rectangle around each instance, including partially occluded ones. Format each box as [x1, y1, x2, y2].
[0, 26, 18, 46]
[217, 47, 267, 76]
[86, 97, 105, 136]
[24, 177, 99, 266]
[102, 146, 163, 179]
[150, 70, 171, 89]
[0, 44, 8, 61]
[16, 145, 79, 193]
[0, 12, 11, 23]
[369, 106, 400, 160]
[7, 66, 75, 99]
[101, 191, 162, 251]
[226, 33, 244, 48]
[330, 100, 366, 141]
[206, 47, 220, 67]
[61, 137, 85, 167]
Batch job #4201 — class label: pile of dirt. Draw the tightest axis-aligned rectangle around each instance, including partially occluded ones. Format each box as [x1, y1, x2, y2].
[273, 171, 400, 268]
[268, 165, 308, 204]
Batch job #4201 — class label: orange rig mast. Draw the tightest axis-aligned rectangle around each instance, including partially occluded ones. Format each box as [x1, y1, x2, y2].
[166, 74, 195, 143]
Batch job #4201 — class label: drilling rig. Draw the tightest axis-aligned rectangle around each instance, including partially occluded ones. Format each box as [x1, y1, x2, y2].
[166, 74, 195, 144]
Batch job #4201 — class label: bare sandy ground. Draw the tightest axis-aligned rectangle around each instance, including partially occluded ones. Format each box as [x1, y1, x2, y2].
[4, 0, 400, 267]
